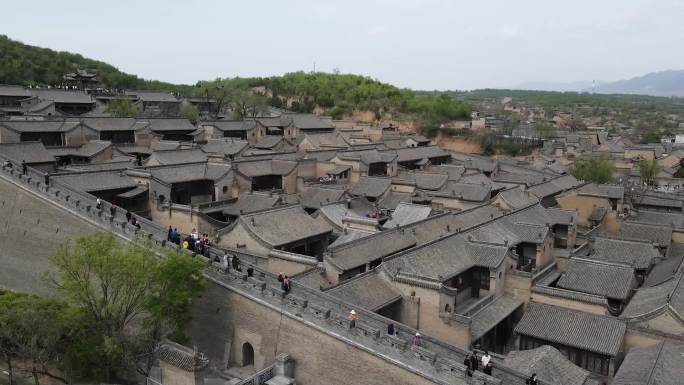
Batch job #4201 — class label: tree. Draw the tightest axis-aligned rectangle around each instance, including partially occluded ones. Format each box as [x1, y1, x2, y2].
[637, 159, 660, 185]
[44, 232, 205, 382]
[106, 98, 138, 117]
[535, 120, 556, 139]
[570, 158, 615, 183]
[640, 129, 662, 144]
[0, 291, 67, 385]
[180, 104, 200, 124]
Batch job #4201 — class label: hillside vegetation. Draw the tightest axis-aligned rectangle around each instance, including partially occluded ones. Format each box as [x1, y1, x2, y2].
[202, 72, 471, 132]
[0, 35, 191, 92]
[0, 35, 472, 134]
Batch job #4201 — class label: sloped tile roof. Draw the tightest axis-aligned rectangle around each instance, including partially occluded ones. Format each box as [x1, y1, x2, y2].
[147, 149, 208, 166]
[576, 183, 624, 199]
[325, 272, 401, 311]
[504, 345, 590, 385]
[620, 222, 672, 247]
[222, 192, 281, 217]
[0, 141, 55, 164]
[470, 295, 523, 341]
[383, 234, 508, 281]
[300, 187, 347, 210]
[147, 118, 195, 132]
[384, 203, 432, 229]
[241, 205, 332, 247]
[498, 187, 540, 209]
[644, 245, 684, 287]
[0, 120, 80, 133]
[621, 272, 684, 320]
[349, 176, 391, 198]
[612, 342, 684, 385]
[201, 139, 248, 157]
[434, 181, 491, 202]
[203, 120, 257, 132]
[53, 171, 139, 192]
[327, 229, 416, 271]
[80, 117, 144, 132]
[557, 258, 637, 300]
[589, 237, 660, 270]
[515, 302, 626, 356]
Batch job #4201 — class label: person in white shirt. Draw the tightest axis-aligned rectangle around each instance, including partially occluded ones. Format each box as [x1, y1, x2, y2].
[482, 351, 491, 368]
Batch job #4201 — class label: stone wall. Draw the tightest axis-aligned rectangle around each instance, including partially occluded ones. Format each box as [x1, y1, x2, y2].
[0, 177, 99, 295]
[0, 162, 537, 385]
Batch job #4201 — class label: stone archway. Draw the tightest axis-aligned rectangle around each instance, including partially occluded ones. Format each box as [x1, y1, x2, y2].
[242, 342, 254, 367]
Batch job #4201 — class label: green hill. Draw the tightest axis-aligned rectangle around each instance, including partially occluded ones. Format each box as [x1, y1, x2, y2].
[0, 35, 191, 92]
[0, 35, 471, 135]
[202, 72, 471, 131]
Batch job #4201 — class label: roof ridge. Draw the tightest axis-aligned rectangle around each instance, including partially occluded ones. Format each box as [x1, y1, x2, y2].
[570, 257, 634, 270]
[645, 341, 666, 385]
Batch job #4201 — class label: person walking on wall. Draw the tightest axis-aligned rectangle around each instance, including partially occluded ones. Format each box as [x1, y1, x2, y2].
[348, 310, 357, 328]
[411, 332, 422, 347]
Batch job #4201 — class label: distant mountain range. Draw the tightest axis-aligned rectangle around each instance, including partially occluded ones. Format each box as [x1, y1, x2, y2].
[514, 70, 684, 97]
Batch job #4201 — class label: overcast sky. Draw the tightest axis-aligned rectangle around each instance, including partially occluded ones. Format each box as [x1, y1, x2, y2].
[3, 0, 684, 90]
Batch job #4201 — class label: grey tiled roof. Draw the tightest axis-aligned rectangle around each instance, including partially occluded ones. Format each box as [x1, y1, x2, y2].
[428, 164, 466, 180]
[222, 192, 281, 217]
[612, 342, 684, 385]
[291, 267, 334, 290]
[497, 187, 540, 209]
[393, 171, 448, 191]
[644, 246, 684, 287]
[242, 205, 332, 247]
[637, 195, 684, 209]
[514, 302, 626, 356]
[504, 345, 590, 385]
[589, 237, 660, 270]
[286, 113, 335, 130]
[377, 190, 412, 210]
[152, 141, 181, 151]
[235, 159, 297, 177]
[492, 170, 548, 186]
[299, 187, 347, 210]
[53, 171, 140, 192]
[628, 210, 684, 229]
[255, 135, 286, 149]
[327, 229, 417, 271]
[434, 181, 491, 202]
[201, 139, 248, 157]
[620, 222, 672, 247]
[147, 149, 208, 166]
[147, 118, 195, 132]
[525, 176, 575, 198]
[556, 258, 636, 300]
[383, 234, 508, 281]
[0, 142, 55, 164]
[0, 120, 80, 133]
[470, 295, 523, 341]
[450, 152, 498, 172]
[384, 203, 432, 229]
[394, 146, 450, 163]
[203, 120, 257, 132]
[127, 91, 179, 102]
[325, 271, 401, 311]
[30, 89, 94, 104]
[80, 117, 146, 132]
[349, 176, 391, 198]
[621, 272, 684, 320]
[151, 163, 231, 184]
[576, 183, 624, 199]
